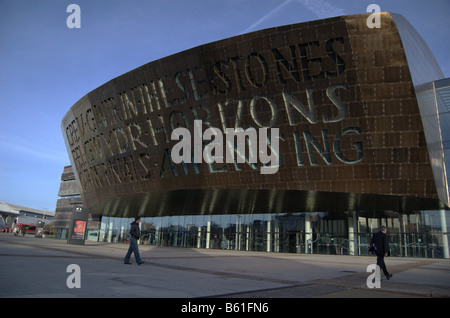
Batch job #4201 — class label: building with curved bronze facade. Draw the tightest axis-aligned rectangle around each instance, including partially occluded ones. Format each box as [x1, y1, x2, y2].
[62, 13, 449, 257]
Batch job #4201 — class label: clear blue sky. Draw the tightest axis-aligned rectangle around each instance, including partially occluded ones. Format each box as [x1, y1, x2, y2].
[0, 0, 449, 211]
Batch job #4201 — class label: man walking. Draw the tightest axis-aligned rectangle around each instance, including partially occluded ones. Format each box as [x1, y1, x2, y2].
[370, 226, 392, 279]
[124, 216, 145, 265]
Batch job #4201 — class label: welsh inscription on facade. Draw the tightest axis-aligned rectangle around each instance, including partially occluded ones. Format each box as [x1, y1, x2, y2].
[64, 34, 364, 192]
[64, 37, 364, 190]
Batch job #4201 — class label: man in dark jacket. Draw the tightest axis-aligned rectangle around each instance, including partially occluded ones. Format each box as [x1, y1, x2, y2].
[124, 216, 144, 265]
[370, 226, 392, 279]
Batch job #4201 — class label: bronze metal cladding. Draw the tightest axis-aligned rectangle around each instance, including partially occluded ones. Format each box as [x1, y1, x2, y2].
[61, 13, 446, 218]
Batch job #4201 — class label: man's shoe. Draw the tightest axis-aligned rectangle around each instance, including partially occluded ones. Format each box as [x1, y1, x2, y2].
[138, 261, 145, 265]
[124, 262, 132, 265]
[386, 274, 393, 280]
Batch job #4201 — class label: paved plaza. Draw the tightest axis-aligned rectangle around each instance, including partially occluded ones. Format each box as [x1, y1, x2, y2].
[1, 233, 449, 300]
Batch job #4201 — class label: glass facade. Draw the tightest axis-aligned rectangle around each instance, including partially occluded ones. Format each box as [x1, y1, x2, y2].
[435, 78, 450, 200]
[98, 209, 450, 259]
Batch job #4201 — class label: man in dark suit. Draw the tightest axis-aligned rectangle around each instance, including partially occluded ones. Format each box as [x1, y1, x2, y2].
[370, 226, 392, 279]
